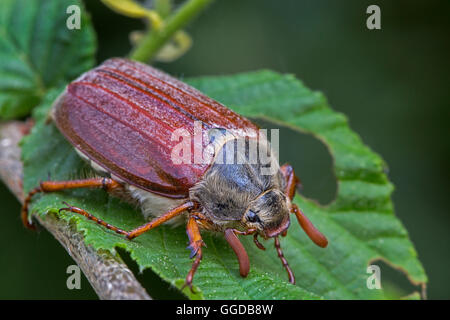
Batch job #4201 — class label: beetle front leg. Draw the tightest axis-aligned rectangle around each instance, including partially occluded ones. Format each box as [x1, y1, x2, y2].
[22, 177, 122, 230]
[274, 236, 295, 284]
[183, 215, 205, 292]
[280, 163, 301, 201]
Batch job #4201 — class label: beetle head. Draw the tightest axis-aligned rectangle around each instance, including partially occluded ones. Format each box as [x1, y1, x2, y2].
[242, 189, 291, 239]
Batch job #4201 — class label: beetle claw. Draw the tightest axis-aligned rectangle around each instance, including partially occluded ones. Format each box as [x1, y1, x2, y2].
[59, 201, 73, 213]
[180, 280, 197, 294]
[187, 240, 204, 259]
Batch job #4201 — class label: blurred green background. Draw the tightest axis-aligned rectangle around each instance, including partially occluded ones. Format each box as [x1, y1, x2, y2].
[0, 0, 448, 299]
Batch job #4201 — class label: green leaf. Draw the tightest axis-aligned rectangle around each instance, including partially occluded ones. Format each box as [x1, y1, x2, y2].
[0, 0, 96, 119]
[21, 70, 427, 299]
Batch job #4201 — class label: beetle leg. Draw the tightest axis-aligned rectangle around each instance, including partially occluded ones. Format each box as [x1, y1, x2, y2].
[21, 178, 122, 230]
[224, 229, 250, 277]
[182, 215, 205, 292]
[126, 201, 194, 239]
[59, 202, 128, 236]
[22, 177, 194, 239]
[274, 236, 295, 284]
[280, 163, 301, 201]
[58, 200, 193, 239]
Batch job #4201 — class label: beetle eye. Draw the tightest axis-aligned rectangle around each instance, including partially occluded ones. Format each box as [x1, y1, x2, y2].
[246, 210, 260, 223]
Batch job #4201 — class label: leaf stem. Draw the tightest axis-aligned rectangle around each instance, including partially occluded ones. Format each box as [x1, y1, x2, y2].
[129, 0, 213, 63]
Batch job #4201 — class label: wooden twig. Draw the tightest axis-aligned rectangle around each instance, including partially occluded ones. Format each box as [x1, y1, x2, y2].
[0, 121, 151, 300]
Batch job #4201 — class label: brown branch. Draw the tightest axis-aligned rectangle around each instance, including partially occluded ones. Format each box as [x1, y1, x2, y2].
[0, 121, 151, 300]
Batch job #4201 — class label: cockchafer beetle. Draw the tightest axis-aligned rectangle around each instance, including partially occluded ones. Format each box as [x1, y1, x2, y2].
[22, 58, 328, 290]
